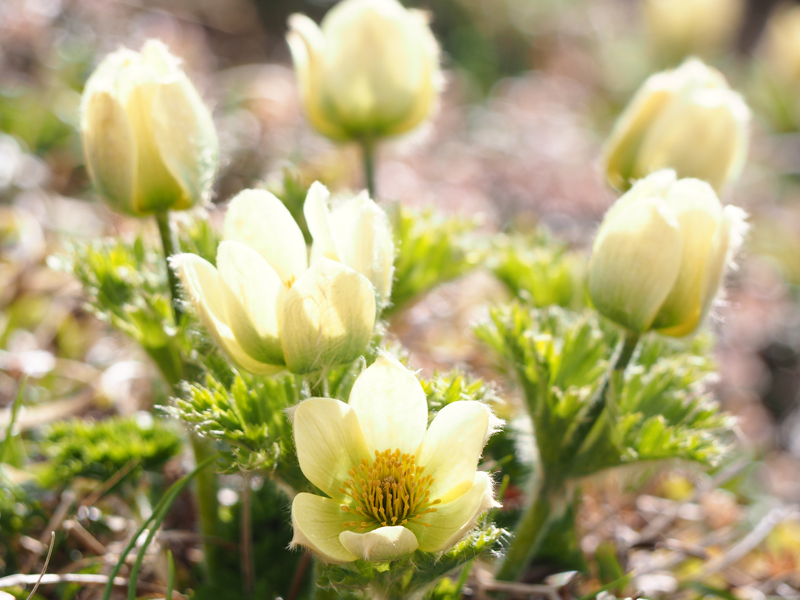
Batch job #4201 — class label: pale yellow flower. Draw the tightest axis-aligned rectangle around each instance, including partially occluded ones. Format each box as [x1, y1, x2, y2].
[80, 40, 218, 216]
[172, 184, 389, 374]
[287, 0, 442, 142]
[304, 184, 394, 306]
[290, 355, 500, 563]
[603, 58, 750, 193]
[589, 170, 747, 337]
[762, 4, 800, 85]
[643, 0, 744, 61]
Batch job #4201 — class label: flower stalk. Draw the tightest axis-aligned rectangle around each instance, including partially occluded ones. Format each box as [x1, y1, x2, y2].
[155, 210, 184, 324]
[362, 139, 377, 200]
[497, 330, 639, 581]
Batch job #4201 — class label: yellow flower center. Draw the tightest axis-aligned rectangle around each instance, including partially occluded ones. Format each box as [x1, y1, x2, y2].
[339, 449, 440, 531]
[284, 275, 297, 289]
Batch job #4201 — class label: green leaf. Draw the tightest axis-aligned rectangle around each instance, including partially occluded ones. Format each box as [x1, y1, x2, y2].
[491, 232, 587, 309]
[387, 206, 483, 316]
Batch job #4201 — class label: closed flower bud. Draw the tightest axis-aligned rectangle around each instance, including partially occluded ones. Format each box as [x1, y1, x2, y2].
[762, 5, 800, 86]
[589, 170, 747, 337]
[287, 0, 442, 142]
[644, 0, 744, 62]
[173, 183, 391, 375]
[80, 40, 218, 216]
[603, 59, 750, 193]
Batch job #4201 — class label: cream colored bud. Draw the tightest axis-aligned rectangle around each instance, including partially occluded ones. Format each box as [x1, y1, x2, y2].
[287, 0, 442, 142]
[304, 182, 395, 306]
[589, 170, 747, 337]
[603, 59, 750, 193]
[644, 0, 744, 62]
[172, 188, 378, 375]
[762, 4, 800, 85]
[80, 40, 218, 216]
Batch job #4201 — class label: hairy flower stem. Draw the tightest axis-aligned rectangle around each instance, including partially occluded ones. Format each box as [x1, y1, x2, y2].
[495, 482, 569, 581]
[154, 209, 221, 585]
[241, 472, 254, 599]
[154, 210, 184, 325]
[497, 330, 640, 581]
[361, 138, 377, 200]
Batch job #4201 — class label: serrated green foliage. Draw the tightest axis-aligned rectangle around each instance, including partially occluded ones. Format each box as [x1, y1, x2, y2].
[476, 303, 730, 480]
[387, 206, 483, 316]
[177, 216, 221, 266]
[317, 525, 506, 599]
[492, 232, 588, 309]
[59, 235, 187, 384]
[39, 416, 182, 487]
[173, 371, 306, 487]
[267, 168, 313, 244]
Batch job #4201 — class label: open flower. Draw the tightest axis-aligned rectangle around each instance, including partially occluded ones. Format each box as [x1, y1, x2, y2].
[290, 355, 500, 562]
[603, 58, 750, 193]
[172, 184, 387, 375]
[287, 0, 442, 142]
[588, 170, 747, 337]
[80, 40, 218, 216]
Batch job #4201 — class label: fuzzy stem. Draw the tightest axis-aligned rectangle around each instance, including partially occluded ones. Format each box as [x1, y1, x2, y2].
[154, 209, 220, 585]
[498, 330, 640, 581]
[154, 210, 183, 325]
[361, 139, 377, 200]
[241, 472, 254, 599]
[495, 482, 568, 581]
[189, 435, 221, 585]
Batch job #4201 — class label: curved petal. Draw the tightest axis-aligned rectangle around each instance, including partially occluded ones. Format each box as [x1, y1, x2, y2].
[406, 471, 496, 553]
[292, 397, 371, 499]
[291, 492, 357, 564]
[123, 78, 184, 214]
[81, 91, 136, 214]
[223, 189, 308, 284]
[287, 14, 348, 140]
[339, 526, 418, 562]
[588, 197, 683, 333]
[650, 179, 722, 333]
[281, 259, 376, 374]
[303, 181, 339, 265]
[348, 355, 427, 456]
[329, 193, 394, 303]
[151, 76, 218, 210]
[170, 253, 282, 375]
[417, 401, 495, 502]
[216, 241, 285, 366]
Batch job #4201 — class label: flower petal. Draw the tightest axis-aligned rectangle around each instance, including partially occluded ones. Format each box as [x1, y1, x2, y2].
[348, 355, 427, 456]
[339, 526, 418, 562]
[216, 241, 285, 366]
[406, 471, 496, 553]
[418, 401, 496, 502]
[281, 259, 376, 374]
[223, 189, 308, 284]
[303, 181, 339, 265]
[151, 77, 218, 210]
[81, 91, 136, 214]
[291, 492, 357, 564]
[329, 193, 394, 303]
[651, 179, 722, 333]
[292, 397, 371, 499]
[287, 14, 348, 140]
[171, 253, 282, 375]
[588, 197, 683, 333]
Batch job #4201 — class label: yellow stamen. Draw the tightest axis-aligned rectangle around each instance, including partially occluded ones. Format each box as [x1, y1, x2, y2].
[340, 449, 440, 532]
[284, 275, 297, 289]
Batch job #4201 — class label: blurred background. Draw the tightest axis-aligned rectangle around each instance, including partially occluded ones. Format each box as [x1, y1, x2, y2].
[3, 0, 800, 595]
